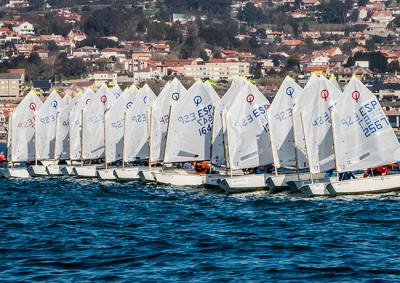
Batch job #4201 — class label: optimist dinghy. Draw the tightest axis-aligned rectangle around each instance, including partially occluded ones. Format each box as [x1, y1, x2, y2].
[266, 76, 309, 192]
[5, 91, 43, 178]
[301, 77, 400, 196]
[287, 74, 341, 195]
[214, 79, 274, 193]
[80, 84, 119, 179]
[50, 93, 80, 176]
[68, 88, 95, 176]
[114, 84, 157, 182]
[97, 84, 137, 181]
[155, 79, 220, 186]
[28, 90, 64, 177]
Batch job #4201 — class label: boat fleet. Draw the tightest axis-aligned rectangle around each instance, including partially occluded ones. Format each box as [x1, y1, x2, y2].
[2, 73, 400, 197]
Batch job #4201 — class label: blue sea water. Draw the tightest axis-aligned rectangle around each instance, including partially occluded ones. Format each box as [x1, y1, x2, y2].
[2, 177, 400, 282]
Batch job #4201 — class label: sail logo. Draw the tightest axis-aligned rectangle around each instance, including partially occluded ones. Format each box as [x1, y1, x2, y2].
[100, 95, 107, 104]
[286, 87, 294, 98]
[352, 91, 360, 102]
[51, 100, 58, 109]
[29, 103, 36, 111]
[85, 98, 91, 105]
[143, 96, 148, 104]
[193, 96, 202, 107]
[126, 102, 133, 109]
[172, 92, 180, 101]
[320, 90, 329, 101]
[246, 94, 255, 105]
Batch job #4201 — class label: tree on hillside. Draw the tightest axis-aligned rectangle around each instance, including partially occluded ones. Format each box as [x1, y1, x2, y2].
[82, 7, 141, 40]
[319, 0, 353, 24]
[164, 0, 232, 15]
[76, 37, 119, 49]
[237, 3, 266, 25]
[286, 55, 300, 71]
[350, 51, 388, 73]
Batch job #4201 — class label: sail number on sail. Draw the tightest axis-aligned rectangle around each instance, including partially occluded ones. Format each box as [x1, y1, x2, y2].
[274, 108, 292, 122]
[39, 114, 56, 125]
[312, 105, 334, 127]
[177, 104, 213, 137]
[18, 118, 35, 128]
[234, 104, 269, 129]
[340, 99, 389, 138]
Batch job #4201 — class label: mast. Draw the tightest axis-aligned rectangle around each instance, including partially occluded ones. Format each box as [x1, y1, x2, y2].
[268, 114, 279, 176]
[147, 105, 153, 169]
[292, 112, 300, 179]
[7, 113, 12, 167]
[104, 112, 108, 170]
[221, 110, 232, 177]
[209, 106, 216, 166]
[161, 106, 172, 170]
[80, 109, 84, 167]
[330, 108, 340, 181]
[68, 112, 72, 166]
[54, 111, 59, 162]
[122, 111, 127, 169]
[300, 112, 313, 183]
[34, 109, 38, 166]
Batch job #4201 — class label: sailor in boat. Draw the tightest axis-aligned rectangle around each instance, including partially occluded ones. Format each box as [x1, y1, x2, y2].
[364, 166, 390, 177]
[255, 165, 273, 174]
[338, 172, 355, 181]
[194, 161, 211, 174]
[0, 152, 6, 164]
[181, 162, 193, 170]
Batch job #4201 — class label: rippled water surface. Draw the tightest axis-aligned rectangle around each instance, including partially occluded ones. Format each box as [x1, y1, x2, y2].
[2, 177, 400, 282]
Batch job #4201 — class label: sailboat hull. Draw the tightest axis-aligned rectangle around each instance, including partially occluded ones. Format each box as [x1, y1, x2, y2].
[139, 168, 161, 182]
[218, 174, 270, 193]
[266, 173, 317, 193]
[114, 167, 143, 182]
[28, 165, 49, 177]
[46, 165, 65, 176]
[204, 174, 224, 187]
[153, 171, 205, 186]
[300, 182, 331, 197]
[0, 167, 30, 178]
[328, 175, 400, 196]
[97, 169, 117, 181]
[73, 166, 98, 178]
[61, 166, 76, 176]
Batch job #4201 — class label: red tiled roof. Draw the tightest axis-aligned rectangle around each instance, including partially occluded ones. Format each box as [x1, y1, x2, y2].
[305, 65, 329, 72]
[282, 39, 305, 46]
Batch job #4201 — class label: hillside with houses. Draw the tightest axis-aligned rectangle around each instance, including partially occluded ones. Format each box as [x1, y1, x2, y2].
[2, 0, 400, 140]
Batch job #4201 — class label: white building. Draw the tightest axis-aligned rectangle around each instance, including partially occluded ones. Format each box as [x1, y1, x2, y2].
[13, 22, 34, 35]
[89, 72, 118, 87]
[183, 60, 250, 81]
[6, 0, 29, 8]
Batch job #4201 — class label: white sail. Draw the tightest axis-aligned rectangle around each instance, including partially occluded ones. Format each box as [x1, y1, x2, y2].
[225, 81, 273, 170]
[54, 94, 81, 160]
[211, 78, 247, 165]
[150, 78, 188, 162]
[104, 85, 138, 164]
[63, 93, 72, 105]
[82, 84, 115, 160]
[292, 74, 320, 169]
[69, 88, 94, 160]
[300, 75, 342, 174]
[333, 77, 400, 172]
[109, 84, 123, 107]
[164, 80, 220, 163]
[35, 90, 64, 160]
[11, 91, 43, 162]
[124, 84, 157, 161]
[329, 73, 341, 92]
[268, 76, 304, 168]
